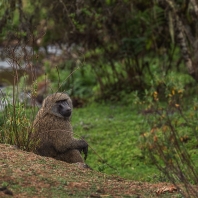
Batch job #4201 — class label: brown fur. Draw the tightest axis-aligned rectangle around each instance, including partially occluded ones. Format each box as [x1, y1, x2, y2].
[32, 92, 87, 163]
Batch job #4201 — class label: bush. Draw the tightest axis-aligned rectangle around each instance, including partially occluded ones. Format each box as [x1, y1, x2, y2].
[136, 72, 198, 196]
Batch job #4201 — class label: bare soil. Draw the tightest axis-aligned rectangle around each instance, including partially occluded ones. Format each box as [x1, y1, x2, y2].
[0, 143, 193, 197]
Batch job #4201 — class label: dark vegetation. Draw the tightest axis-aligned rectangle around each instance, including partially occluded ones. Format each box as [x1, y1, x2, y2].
[1, 0, 198, 197]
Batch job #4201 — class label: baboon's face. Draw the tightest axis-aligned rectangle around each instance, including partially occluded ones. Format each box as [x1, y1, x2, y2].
[42, 93, 73, 119]
[55, 99, 72, 118]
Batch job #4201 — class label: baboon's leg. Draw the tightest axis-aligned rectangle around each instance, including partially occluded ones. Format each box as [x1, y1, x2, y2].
[55, 149, 84, 163]
[36, 143, 57, 158]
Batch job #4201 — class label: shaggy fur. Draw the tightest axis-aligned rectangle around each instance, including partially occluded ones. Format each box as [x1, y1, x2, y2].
[32, 92, 87, 163]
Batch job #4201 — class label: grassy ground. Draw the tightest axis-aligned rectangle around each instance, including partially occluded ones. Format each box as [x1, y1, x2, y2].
[1, 102, 198, 197]
[71, 102, 162, 182]
[0, 144, 186, 197]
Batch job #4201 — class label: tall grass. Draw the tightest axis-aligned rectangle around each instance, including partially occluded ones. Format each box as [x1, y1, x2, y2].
[0, 102, 36, 151]
[0, 46, 39, 151]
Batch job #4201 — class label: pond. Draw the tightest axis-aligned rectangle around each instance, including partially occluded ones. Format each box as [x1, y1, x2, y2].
[0, 59, 26, 86]
[0, 45, 64, 87]
[0, 45, 64, 111]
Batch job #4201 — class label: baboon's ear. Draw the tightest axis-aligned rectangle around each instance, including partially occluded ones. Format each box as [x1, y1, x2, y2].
[42, 97, 50, 108]
[42, 98, 47, 108]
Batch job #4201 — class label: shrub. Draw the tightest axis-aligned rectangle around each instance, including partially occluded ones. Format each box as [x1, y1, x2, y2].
[136, 72, 198, 196]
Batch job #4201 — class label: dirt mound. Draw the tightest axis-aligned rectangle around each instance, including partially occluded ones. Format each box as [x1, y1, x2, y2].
[0, 144, 180, 197]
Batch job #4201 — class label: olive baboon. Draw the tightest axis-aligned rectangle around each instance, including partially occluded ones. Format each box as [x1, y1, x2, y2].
[32, 92, 88, 163]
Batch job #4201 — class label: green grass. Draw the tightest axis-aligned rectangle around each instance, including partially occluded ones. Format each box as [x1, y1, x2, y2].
[70, 99, 198, 183]
[72, 102, 162, 181]
[1, 98, 198, 184]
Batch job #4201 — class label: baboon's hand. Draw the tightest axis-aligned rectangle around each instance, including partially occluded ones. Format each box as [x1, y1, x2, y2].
[78, 139, 88, 160]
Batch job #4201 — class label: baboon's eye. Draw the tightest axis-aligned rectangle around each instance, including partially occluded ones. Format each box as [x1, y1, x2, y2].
[57, 100, 69, 110]
[59, 102, 66, 108]
[58, 104, 63, 109]
[56, 99, 67, 103]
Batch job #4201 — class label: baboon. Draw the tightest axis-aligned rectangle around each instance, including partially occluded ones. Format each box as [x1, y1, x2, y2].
[32, 92, 88, 163]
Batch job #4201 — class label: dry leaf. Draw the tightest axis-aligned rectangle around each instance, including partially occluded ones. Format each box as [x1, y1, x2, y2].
[156, 185, 177, 194]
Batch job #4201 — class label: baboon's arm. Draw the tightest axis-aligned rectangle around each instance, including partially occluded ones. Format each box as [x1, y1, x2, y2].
[69, 138, 88, 160]
[53, 133, 88, 160]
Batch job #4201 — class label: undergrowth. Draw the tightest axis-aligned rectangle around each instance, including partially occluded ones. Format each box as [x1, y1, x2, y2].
[0, 46, 198, 198]
[132, 73, 198, 197]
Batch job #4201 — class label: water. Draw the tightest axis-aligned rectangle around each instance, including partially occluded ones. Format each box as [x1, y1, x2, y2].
[0, 45, 64, 111]
[0, 87, 10, 112]
[0, 59, 10, 69]
[0, 44, 64, 84]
